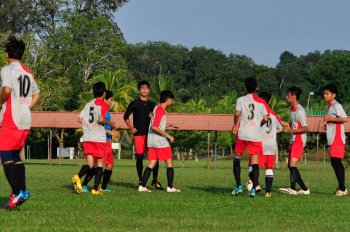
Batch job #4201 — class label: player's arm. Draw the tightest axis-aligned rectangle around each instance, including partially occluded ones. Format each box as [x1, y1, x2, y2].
[232, 110, 241, 135]
[105, 130, 120, 139]
[284, 125, 309, 133]
[30, 93, 40, 110]
[123, 102, 137, 134]
[1, 86, 11, 104]
[284, 112, 309, 133]
[324, 115, 348, 123]
[77, 117, 83, 123]
[151, 125, 174, 143]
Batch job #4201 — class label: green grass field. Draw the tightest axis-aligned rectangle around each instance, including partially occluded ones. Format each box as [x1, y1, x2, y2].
[0, 158, 349, 231]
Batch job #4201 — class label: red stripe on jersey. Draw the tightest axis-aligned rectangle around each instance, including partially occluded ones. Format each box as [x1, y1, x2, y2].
[252, 94, 270, 116]
[94, 98, 108, 117]
[20, 64, 32, 74]
[294, 122, 303, 144]
[2, 95, 18, 129]
[152, 105, 165, 127]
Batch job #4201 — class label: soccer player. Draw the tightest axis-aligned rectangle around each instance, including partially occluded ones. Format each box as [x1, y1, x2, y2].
[257, 92, 283, 197]
[232, 77, 268, 198]
[0, 37, 40, 210]
[72, 82, 113, 195]
[124, 81, 163, 190]
[322, 83, 348, 196]
[81, 90, 119, 193]
[138, 90, 180, 193]
[279, 87, 310, 195]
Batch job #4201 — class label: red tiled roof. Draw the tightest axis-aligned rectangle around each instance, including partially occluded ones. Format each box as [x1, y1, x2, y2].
[31, 112, 350, 132]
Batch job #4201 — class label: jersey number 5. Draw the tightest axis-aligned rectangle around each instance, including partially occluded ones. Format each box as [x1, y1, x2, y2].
[18, 75, 31, 97]
[89, 107, 95, 123]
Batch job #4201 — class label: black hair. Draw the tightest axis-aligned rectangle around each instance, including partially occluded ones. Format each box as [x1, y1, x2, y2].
[137, 80, 150, 90]
[259, 92, 272, 104]
[105, 90, 113, 100]
[287, 86, 302, 100]
[322, 83, 338, 95]
[160, 90, 174, 103]
[244, 77, 258, 93]
[4, 36, 25, 60]
[93, 82, 106, 98]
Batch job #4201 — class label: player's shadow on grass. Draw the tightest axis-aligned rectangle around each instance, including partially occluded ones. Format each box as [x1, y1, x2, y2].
[109, 181, 137, 190]
[188, 186, 232, 195]
[0, 197, 11, 205]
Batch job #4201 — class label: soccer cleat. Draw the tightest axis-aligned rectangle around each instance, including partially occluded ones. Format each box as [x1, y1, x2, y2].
[98, 188, 111, 193]
[232, 185, 243, 195]
[4, 194, 24, 211]
[265, 192, 272, 198]
[333, 187, 340, 195]
[151, 180, 165, 190]
[72, 175, 83, 193]
[82, 186, 89, 193]
[23, 190, 31, 200]
[167, 187, 181, 193]
[297, 189, 310, 195]
[249, 189, 257, 198]
[279, 188, 297, 195]
[335, 189, 348, 197]
[91, 189, 103, 195]
[138, 185, 151, 192]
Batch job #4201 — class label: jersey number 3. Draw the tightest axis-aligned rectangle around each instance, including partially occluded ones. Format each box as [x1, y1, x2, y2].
[248, 104, 255, 120]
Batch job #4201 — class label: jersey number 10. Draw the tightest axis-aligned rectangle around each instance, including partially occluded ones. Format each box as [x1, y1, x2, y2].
[18, 75, 31, 98]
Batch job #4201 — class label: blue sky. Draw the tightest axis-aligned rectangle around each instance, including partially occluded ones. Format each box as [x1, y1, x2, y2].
[115, 0, 350, 67]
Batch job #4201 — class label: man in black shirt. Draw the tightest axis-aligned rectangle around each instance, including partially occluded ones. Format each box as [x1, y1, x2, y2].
[124, 81, 163, 190]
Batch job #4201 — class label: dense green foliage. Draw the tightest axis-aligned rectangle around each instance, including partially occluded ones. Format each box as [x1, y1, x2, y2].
[1, 159, 350, 231]
[1, 1, 350, 157]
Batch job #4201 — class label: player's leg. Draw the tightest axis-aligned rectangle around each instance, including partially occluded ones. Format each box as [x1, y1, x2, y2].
[330, 143, 347, 196]
[151, 161, 164, 190]
[101, 163, 114, 192]
[264, 156, 275, 197]
[13, 149, 30, 201]
[290, 157, 309, 194]
[232, 138, 245, 195]
[249, 154, 259, 198]
[100, 141, 114, 192]
[165, 159, 180, 192]
[1, 152, 23, 210]
[134, 136, 145, 185]
[139, 159, 157, 192]
[91, 157, 104, 195]
[82, 165, 96, 192]
[73, 154, 94, 193]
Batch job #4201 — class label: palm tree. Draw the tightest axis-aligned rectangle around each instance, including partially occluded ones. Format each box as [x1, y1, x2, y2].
[92, 70, 137, 112]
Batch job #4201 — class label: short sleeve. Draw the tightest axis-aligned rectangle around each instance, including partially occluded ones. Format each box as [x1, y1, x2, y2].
[1, 67, 12, 89]
[101, 103, 108, 118]
[152, 107, 165, 127]
[261, 103, 268, 116]
[335, 104, 347, 118]
[298, 110, 308, 127]
[31, 78, 40, 94]
[235, 98, 242, 112]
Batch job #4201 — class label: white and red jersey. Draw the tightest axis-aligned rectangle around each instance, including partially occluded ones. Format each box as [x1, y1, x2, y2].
[80, 98, 108, 143]
[262, 111, 283, 156]
[290, 104, 307, 146]
[235, 94, 268, 142]
[326, 100, 347, 145]
[0, 62, 40, 130]
[147, 105, 171, 148]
